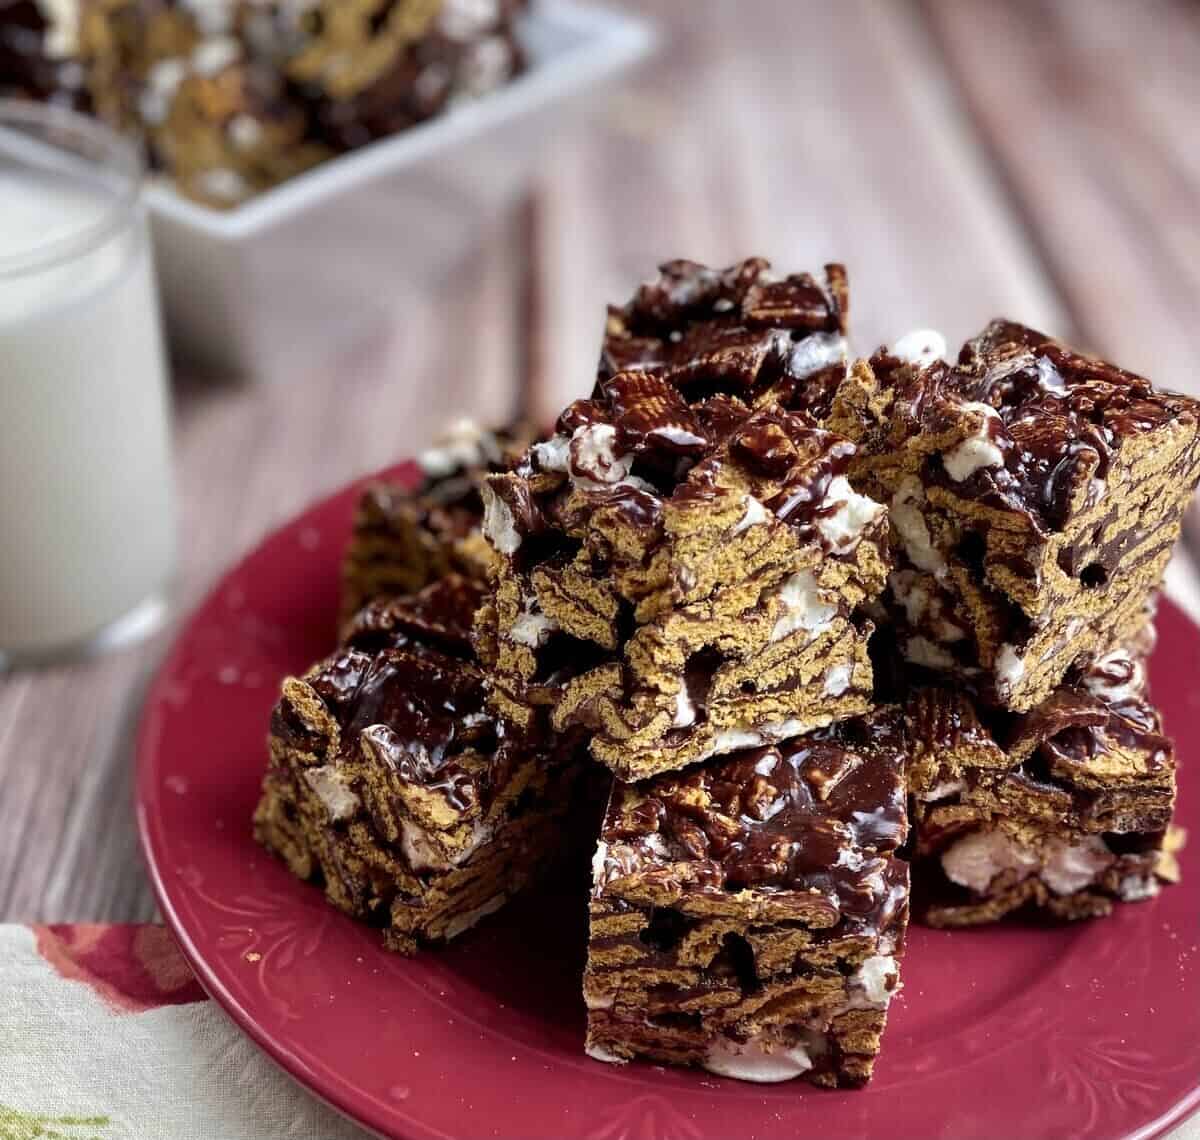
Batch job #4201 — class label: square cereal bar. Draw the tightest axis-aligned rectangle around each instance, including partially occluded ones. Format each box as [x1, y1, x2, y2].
[583, 711, 909, 1087]
[906, 641, 1177, 924]
[831, 321, 1200, 710]
[255, 574, 585, 953]
[476, 260, 888, 780]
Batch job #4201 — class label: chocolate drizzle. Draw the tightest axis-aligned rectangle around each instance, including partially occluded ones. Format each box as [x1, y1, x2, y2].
[601, 711, 907, 927]
[1009, 651, 1173, 782]
[343, 575, 482, 656]
[492, 264, 871, 604]
[886, 320, 1199, 535]
[599, 258, 848, 416]
[303, 576, 523, 814]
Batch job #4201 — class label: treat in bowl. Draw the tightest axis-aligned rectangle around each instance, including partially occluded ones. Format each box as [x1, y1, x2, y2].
[2, 0, 529, 206]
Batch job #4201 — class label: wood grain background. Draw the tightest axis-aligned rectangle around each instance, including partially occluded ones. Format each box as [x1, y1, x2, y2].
[2, 0, 1199, 924]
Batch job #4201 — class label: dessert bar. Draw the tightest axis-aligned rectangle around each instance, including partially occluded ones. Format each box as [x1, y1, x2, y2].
[477, 259, 888, 779]
[583, 710, 909, 1087]
[906, 642, 1177, 924]
[341, 419, 533, 625]
[254, 574, 585, 953]
[831, 320, 1200, 710]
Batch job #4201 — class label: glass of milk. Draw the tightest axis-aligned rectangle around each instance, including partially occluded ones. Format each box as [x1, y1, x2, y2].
[0, 100, 176, 668]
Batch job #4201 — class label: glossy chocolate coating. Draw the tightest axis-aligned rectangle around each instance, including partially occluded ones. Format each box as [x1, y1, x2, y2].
[347, 650, 488, 812]
[275, 576, 523, 813]
[876, 320, 1200, 536]
[600, 712, 907, 927]
[343, 574, 482, 656]
[599, 258, 848, 417]
[487, 261, 869, 590]
[505, 396, 868, 573]
[904, 641, 1174, 838]
[901, 636, 1170, 775]
[1009, 650, 1172, 781]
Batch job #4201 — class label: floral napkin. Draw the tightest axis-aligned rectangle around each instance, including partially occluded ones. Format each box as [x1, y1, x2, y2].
[0, 925, 369, 1140]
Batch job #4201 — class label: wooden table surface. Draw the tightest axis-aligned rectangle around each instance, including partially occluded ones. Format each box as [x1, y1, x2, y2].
[2, 0, 1199, 927]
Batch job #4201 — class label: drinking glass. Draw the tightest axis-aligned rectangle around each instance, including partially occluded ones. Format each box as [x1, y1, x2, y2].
[0, 99, 176, 667]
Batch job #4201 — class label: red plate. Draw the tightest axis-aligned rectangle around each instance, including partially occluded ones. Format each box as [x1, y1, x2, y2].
[137, 466, 1200, 1140]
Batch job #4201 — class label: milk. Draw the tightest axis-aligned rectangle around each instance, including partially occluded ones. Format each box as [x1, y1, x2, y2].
[0, 170, 176, 659]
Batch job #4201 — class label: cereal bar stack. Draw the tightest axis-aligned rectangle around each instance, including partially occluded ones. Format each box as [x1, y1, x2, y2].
[473, 260, 912, 1087]
[833, 320, 1198, 923]
[252, 256, 1200, 1094]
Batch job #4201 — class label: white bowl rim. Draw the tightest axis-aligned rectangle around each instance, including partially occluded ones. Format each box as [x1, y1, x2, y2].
[143, 1, 656, 240]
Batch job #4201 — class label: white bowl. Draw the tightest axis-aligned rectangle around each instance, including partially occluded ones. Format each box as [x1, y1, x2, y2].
[144, 1, 655, 382]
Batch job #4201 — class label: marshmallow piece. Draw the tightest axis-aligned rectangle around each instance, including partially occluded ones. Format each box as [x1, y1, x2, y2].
[893, 328, 946, 368]
[890, 478, 946, 576]
[944, 402, 1004, 481]
[511, 596, 559, 648]
[941, 829, 1038, 893]
[418, 418, 499, 478]
[817, 476, 884, 553]
[703, 1032, 817, 1083]
[995, 644, 1026, 695]
[770, 570, 838, 643]
[789, 332, 848, 378]
[481, 485, 521, 555]
[303, 765, 360, 822]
